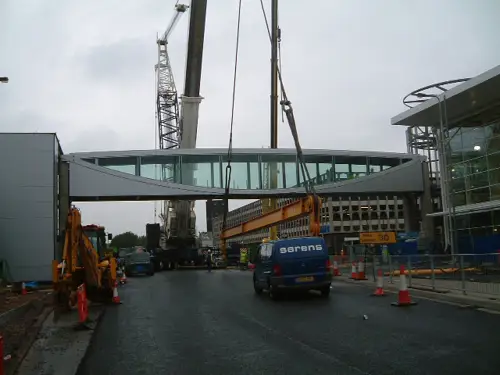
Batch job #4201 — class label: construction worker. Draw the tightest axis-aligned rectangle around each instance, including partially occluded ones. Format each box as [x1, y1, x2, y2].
[206, 250, 213, 272]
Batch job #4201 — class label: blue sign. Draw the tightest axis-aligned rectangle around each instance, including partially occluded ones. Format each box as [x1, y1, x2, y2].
[320, 225, 330, 234]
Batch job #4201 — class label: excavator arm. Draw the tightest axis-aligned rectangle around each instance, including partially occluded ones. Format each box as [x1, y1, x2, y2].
[53, 206, 116, 309]
[220, 195, 322, 247]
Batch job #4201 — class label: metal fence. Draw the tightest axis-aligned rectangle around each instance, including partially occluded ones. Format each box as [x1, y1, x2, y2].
[337, 253, 500, 297]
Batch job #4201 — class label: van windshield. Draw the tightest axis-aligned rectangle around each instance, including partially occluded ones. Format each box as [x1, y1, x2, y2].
[274, 238, 328, 259]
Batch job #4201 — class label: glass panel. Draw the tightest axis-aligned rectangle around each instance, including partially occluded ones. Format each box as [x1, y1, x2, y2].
[298, 163, 317, 185]
[467, 171, 490, 190]
[213, 161, 221, 188]
[284, 162, 297, 188]
[334, 157, 349, 181]
[249, 162, 260, 189]
[221, 154, 256, 190]
[369, 156, 399, 172]
[261, 154, 295, 189]
[350, 156, 367, 178]
[140, 155, 180, 183]
[99, 156, 137, 176]
[103, 164, 136, 175]
[468, 187, 490, 204]
[181, 154, 216, 187]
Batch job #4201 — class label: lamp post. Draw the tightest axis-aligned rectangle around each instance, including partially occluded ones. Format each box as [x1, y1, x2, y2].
[414, 92, 457, 255]
[0, 77, 8, 83]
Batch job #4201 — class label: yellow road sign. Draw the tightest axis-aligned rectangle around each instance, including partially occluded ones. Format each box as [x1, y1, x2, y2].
[360, 232, 396, 244]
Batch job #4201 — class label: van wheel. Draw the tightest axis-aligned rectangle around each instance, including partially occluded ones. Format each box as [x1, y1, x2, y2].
[253, 277, 263, 295]
[320, 286, 331, 298]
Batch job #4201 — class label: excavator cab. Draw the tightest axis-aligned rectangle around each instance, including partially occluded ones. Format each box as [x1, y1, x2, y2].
[82, 225, 112, 258]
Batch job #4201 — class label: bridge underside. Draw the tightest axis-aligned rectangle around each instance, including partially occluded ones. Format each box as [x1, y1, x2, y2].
[66, 157, 426, 201]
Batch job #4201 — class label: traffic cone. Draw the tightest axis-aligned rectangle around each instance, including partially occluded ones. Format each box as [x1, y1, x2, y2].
[112, 281, 122, 304]
[21, 282, 27, 295]
[391, 265, 417, 306]
[120, 272, 127, 285]
[333, 260, 341, 277]
[356, 259, 367, 280]
[372, 268, 385, 296]
[350, 262, 358, 279]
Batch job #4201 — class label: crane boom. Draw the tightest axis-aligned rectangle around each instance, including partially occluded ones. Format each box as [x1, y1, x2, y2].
[220, 196, 322, 241]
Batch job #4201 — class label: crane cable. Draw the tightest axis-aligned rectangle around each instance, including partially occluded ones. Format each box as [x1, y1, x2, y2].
[221, 0, 244, 246]
[258, 0, 316, 196]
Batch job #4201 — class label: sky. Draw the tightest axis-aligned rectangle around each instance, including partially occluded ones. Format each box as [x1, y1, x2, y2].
[1, 0, 500, 236]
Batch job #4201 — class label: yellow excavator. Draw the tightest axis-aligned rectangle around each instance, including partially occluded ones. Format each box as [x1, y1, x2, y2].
[52, 206, 117, 311]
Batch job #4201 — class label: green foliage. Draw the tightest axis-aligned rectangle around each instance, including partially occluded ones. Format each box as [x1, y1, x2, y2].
[110, 231, 146, 249]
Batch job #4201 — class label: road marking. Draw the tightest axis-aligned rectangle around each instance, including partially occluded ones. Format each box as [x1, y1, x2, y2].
[476, 307, 500, 315]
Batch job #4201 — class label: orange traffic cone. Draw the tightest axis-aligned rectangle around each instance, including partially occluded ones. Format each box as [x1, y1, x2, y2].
[112, 281, 122, 304]
[333, 260, 341, 277]
[356, 259, 367, 280]
[120, 272, 127, 285]
[21, 282, 27, 295]
[350, 262, 357, 279]
[372, 268, 385, 296]
[392, 265, 417, 306]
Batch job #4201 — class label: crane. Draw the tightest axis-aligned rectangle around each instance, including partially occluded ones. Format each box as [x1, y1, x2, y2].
[154, 0, 208, 265]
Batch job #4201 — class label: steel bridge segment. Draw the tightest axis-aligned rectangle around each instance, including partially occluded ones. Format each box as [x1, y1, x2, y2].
[63, 148, 426, 201]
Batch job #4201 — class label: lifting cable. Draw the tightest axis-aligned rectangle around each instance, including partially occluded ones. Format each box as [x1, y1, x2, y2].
[258, 0, 317, 197]
[221, 0, 244, 239]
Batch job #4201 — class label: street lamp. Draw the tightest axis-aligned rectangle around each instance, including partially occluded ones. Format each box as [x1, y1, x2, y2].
[414, 92, 457, 255]
[0, 77, 9, 83]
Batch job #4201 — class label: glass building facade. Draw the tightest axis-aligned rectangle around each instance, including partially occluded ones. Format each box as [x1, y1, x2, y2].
[447, 119, 500, 251]
[89, 152, 407, 190]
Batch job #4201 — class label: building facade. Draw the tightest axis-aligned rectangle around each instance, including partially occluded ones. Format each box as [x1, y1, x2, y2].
[213, 195, 409, 252]
[392, 64, 500, 254]
[0, 133, 64, 281]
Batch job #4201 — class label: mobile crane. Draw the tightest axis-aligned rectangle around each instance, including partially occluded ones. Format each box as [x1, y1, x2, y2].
[52, 206, 117, 311]
[155, 1, 207, 264]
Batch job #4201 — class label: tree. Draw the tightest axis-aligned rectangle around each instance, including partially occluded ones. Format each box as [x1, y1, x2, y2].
[111, 231, 142, 249]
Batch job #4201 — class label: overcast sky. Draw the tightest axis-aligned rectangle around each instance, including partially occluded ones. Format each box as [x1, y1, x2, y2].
[1, 0, 499, 236]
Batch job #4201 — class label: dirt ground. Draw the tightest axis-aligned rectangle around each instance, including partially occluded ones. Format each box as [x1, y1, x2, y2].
[0, 289, 53, 366]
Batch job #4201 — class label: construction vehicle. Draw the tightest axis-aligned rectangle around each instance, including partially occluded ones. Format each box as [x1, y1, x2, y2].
[52, 206, 117, 311]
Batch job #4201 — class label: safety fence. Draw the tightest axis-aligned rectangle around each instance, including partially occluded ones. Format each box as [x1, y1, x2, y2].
[335, 253, 500, 297]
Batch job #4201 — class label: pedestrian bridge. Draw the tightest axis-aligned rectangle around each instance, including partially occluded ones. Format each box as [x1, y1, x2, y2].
[62, 148, 426, 201]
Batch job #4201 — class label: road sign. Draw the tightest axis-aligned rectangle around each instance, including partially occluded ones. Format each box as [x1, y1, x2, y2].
[360, 232, 396, 244]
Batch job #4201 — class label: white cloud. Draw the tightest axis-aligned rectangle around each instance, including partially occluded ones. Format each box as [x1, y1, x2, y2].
[1, 0, 500, 235]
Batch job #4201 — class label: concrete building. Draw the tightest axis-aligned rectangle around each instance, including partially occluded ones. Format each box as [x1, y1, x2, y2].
[392, 64, 500, 254]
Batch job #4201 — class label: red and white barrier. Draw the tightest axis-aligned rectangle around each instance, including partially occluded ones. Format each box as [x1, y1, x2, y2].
[373, 269, 385, 296]
[392, 265, 417, 307]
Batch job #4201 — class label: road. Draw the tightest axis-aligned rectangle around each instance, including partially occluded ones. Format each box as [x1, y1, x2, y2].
[77, 270, 500, 375]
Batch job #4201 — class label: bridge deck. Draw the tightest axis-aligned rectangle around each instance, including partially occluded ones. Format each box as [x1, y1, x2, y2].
[63, 148, 426, 201]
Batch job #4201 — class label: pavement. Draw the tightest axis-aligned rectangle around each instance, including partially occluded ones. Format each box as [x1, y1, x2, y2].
[72, 269, 500, 375]
[16, 305, 104, 375]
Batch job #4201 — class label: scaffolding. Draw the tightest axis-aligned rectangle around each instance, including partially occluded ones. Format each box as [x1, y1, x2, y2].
[402, 78, 470, 253]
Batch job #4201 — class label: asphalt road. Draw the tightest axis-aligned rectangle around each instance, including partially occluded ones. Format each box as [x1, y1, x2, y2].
[77, 270, 500, 375]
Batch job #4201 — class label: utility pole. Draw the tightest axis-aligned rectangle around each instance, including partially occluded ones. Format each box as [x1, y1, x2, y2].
[268, 0, 279, 240]
[270, 0, 278, 149]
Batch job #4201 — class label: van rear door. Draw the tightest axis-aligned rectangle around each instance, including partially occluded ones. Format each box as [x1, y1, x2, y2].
[273, 238, 329, 284]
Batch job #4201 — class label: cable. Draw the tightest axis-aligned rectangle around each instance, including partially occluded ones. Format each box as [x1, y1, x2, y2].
[221, 0, 244, 242]
[258, 0, 316, 195]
